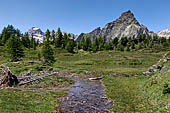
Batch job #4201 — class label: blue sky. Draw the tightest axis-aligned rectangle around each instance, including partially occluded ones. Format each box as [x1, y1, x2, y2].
[0, 0, 170, 34]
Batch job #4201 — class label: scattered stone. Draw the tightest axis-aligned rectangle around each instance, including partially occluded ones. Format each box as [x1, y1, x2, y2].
[88, 77, 102, 81]
[143, 52, 170, 75]
[60, 77, 113, 113]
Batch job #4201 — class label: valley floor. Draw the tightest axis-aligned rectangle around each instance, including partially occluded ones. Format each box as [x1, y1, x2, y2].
[0, 47, 169, 113]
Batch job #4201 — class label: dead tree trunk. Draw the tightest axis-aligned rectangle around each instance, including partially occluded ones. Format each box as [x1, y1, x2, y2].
[0, 67, 19, 87]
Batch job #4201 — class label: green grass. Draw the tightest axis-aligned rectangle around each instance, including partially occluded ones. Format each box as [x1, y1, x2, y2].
[0, 89, 67, 113]
[0, 75, 72, 113]
[0, 46, 165, 75]
[102, 59, 170, 113]
[22, 76, 73, 89]
[103, 76, 151, 113]
[0, 46, 169, 113]
[53, 50, 165, 75]
[143, 62, 170, 112]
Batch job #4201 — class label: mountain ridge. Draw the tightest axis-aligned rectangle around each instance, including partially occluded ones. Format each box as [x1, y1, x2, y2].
[76, 10, 155, 42]
[157, 28, 170, 38]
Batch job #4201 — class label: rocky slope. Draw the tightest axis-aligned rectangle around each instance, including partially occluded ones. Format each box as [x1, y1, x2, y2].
[77, 10, 154, 41]
[28, 27, 45, 43]
[157, 28, 170, 38]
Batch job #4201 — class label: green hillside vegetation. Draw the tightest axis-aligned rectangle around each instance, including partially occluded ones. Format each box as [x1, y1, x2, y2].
[0, 25, 169, 112]
[102, 53, 170, 113]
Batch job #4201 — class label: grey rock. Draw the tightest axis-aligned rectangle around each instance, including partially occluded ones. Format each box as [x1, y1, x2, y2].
[77, 10, 155, 42]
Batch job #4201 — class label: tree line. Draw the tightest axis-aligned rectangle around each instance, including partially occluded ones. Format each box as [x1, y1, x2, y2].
[0, 25, 75, 64]
[78, 34, 170, 52]
[0, 25, 170, 65]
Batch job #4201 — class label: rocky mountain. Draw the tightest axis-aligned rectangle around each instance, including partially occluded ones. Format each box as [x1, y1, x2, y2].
[28, 27, 44, 43]
[27, 27, 78, 43]
[157, 28, 170, 38]
[77, 10, 154, 42]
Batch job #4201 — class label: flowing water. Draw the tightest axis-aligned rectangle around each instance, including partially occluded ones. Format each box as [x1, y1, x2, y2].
[60, 77, 113, 113]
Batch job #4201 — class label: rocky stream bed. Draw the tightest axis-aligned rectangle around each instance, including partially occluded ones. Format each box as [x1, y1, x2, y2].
[59, 77, 113, 113]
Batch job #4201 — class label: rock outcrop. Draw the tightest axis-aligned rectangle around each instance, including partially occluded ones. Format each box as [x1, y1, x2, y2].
[77, 10, 154, 42]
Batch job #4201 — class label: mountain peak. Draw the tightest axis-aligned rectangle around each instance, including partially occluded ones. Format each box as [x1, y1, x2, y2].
[77, 10, 154, 41]
[157, 28, 170, 38]
[121, 10, 133, 17]
[114, 10, 139, 25]
[91, 27, 101, 35]
[28, 27, 44, 43]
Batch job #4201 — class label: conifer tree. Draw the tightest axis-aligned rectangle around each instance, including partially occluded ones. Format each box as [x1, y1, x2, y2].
[62, 33, 68, 49]
[5, 34, 24, 61]
[22, 33, 31, 49]
[41, 40, 55, 65]
[117, 43, 124, 51]
[30, 35, 37, 50]
[112, 37, 119, 49]
[51, 30, 55, 44]
[104, 42, 112, 50]
[45, 29, 51, 41]
[85, 37, 92, 51]
[125, 45, 130, 51]
[55, 28, 63, 47]
[65, 39, 74, 53]
[1, 25, 17, 44]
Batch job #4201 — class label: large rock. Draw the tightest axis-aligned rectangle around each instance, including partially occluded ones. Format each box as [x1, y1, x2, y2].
[77, 10, 155, 42]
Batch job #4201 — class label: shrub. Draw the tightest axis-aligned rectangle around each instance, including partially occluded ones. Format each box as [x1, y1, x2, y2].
[163, 83, 170, 94]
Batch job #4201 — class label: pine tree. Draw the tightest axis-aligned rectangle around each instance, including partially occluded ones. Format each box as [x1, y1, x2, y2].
[45, 29, 51, 42]
[98, 37, 105, 51]
[41, 41, 55, 65]
[62, 33, 68, 49]
[125, 45, 130, 51]
[1, 25, 17, 44]
[131, 42, 136, 50]
[85, 37, 92, 51]
[77, 42, 82, 49]
[5, 34, 24, 61]
[104, 42, 112, 50]
[55, 28, 63, 47]
[65, 39, 74, 53]
[112, 37, 119, 49]
[51, 30, 55, 44]
[120, 37, 128, 47]
[117, 43, 124, 51]
[22, 33, 31, 49]
[37, 52, 41, 61]
[30, 35, 36, 50]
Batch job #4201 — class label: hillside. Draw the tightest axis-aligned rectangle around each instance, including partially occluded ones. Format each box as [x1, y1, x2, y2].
[102, 52, 170, 113]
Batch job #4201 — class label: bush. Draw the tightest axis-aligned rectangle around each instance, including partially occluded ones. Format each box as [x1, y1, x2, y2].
[163, 83, 170, 94]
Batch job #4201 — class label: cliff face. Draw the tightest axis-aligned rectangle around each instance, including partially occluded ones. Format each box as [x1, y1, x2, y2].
[77, 10, 154, 42]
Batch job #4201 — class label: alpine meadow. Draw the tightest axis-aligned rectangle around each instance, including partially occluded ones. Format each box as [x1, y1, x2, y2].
[0, 1, 170, 113]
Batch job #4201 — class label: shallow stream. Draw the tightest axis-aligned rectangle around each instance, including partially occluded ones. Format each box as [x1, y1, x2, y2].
[60, 77, 113, 113]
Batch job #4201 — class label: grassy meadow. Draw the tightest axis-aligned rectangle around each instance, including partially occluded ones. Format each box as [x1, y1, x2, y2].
[0, 45, 169, 113]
